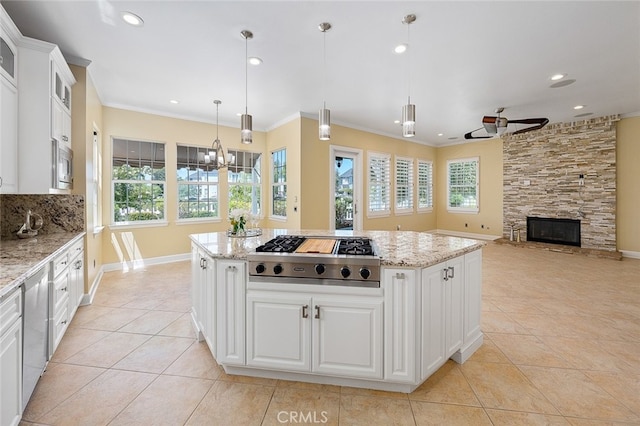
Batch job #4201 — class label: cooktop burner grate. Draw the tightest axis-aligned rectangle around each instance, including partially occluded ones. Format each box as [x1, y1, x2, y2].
[255, 235, 306, 253]
[336, 238, 374, 256]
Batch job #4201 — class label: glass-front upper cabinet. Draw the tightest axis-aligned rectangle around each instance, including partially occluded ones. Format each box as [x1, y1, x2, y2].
[0, 35, 16, 84]
[52, 61, 71, 111]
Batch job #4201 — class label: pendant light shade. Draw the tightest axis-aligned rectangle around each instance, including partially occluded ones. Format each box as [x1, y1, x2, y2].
[401, 14, 417, 138]
[240, 30, 253, 144]
[402, 101, 416, 138]
[318, 22, 332, 141]
[205, 100, 227, 169]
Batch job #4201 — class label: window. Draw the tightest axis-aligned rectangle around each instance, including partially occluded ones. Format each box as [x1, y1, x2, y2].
[271, 148, 286, 218]
[395, 156, 414, 213]
[228, 149, 261, 216]
[367, 152, 391, 216]
[417, 160, 433, 211]
[177, 145, 219, 220]
[447, 157, 479, 213]
[112, 138, 166, 223]
[91, 130, 103, 229]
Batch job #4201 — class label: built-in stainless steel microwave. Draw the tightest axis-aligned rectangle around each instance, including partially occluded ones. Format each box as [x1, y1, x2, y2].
[52, 139, 73, 190]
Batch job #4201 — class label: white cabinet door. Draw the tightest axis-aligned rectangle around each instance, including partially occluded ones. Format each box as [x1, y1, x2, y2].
[216, 260, 245, 365]
[51, 97, 63, 143]
[444, 256, 464, 358]
[201, 253, 215, 356]
[190, 245, 205, 342]
[421, 263, 446, 379]
[0, 318, 22, 426]
[312, 296, 383, 379]
[246, 292, 311, 371]
[383, 268, 417, 383]
[0, 76, 18, 194]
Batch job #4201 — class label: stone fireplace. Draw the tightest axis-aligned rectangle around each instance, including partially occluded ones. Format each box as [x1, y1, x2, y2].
[503, 115, 618, 251]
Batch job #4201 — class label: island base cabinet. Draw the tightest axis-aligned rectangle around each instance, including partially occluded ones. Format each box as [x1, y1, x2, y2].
[216, 260, 245, 366]
[0, 285, 22, 426]
[312, 297, 383, 379]
[191, 245, 216, 355]
[246, 291, 383, 380]
[420, 257, 464, 381]
[452, 250, 483, 363]
[247, 293, 311, 371]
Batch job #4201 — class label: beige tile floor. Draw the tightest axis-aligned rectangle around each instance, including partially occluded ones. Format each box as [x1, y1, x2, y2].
[20, 242, 640, 425]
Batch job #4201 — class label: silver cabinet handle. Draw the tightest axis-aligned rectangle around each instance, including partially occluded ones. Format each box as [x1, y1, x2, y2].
[302, 305, 308, 319]
[448, 266, 455, 279]
[61, 287, 68, 292]
[443, 268, 449, 281]
[395, 272, 405, 280]
[228, 265, 237, 272]
[314, 305, 320, 319]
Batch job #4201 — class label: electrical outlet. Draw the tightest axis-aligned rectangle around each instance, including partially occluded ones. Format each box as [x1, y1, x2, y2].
[481, 224, 485, 229]
[465, 223, 468, 227]
[397, 225, 401, 230]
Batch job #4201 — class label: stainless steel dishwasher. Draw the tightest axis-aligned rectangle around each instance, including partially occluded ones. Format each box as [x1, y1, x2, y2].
[22, 265, 49, 407]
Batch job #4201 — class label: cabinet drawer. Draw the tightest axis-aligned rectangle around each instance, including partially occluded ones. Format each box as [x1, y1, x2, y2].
[52, 251, 70, 278]
[52, 272, 70, 313]
[0, 287, 22, 336]
[51, 302, 69, 350]
[69, 239, 84, 259]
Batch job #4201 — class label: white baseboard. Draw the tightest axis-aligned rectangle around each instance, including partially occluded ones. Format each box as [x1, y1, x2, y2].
[430, 229, 501, 241]
[102, 253, 190, 272]
[81, 266, 104, 306]
[620, 250, 640, 259]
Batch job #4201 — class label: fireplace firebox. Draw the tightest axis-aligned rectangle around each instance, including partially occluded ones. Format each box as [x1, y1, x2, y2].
[526, 217, 581, 247]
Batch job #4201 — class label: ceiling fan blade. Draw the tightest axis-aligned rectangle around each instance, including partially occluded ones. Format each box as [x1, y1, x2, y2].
[464, 127, 493, 140]
[509, 118, 549, 134]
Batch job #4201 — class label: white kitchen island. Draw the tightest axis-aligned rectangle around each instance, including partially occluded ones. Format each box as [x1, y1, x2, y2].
[190, 229, 484, 393]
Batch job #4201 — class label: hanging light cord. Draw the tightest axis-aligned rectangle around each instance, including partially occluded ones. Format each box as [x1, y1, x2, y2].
[216, 102, 220, 140]
[245, 35, 248, 114]
[323, 28, 327, 108]
[406, 19, 411, 104]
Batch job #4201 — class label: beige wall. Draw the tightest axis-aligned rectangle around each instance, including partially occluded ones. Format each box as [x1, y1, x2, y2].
[70, 64, 103, 290]
[265, 117, 301, 229]
[616, 116, 640, 253]
[300, 117, 437, 231]
[435, 138, 503, 237]
[101, 107, 267, 264]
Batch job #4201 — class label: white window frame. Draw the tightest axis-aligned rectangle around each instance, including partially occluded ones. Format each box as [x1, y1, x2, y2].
[447, 157, 479, 214]
[417, 159, 434, 213]
[367, 151, 391, 217]
[228, 149, 262, 217]
[111, 138, 167, 226]
[176, 144, 220, 223]
[91, 128, 103, 233]
[394, 156, 414, 214]
[270, 148, 287, 220]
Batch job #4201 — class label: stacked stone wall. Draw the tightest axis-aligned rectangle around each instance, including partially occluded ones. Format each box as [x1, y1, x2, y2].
[502, 115, 618, 251]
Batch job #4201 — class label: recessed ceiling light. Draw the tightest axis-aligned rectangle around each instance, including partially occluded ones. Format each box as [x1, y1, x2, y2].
[573, 105, 585, 110]
[437, 133, 444, 137]
[394, 43, 408, 54]
[170, 100, 179, 104]
[550, 73, 566, 81]
[121, 11, 144, 27]
[394, 120, 400, 124]
[549, 79, 576, 88]
[248, 57, 263, 66]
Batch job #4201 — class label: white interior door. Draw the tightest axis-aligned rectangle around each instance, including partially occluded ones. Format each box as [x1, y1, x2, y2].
[329, 146, 362, 231]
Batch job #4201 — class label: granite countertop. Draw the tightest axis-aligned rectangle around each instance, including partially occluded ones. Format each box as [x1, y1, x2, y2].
[0, 232, 85, 298]
[190, 229, 485, 268]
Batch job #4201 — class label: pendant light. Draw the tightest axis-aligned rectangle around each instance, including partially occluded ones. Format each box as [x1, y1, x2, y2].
[318, 22, 332, 141]
[240, 30, 253, 144]
[401, 14, 416, 138]
[204, 100, 227, 169]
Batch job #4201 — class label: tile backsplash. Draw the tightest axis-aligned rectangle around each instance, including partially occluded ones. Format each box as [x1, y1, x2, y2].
[0, 194, 85, 239]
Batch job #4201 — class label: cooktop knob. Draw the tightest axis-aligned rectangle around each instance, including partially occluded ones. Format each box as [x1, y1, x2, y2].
[340, 266, 351, 278]
[255, 263, 266, 274]
[273, 264, 284, 275]
[315, 264, 326, 275]
[359, 267, 371, 279]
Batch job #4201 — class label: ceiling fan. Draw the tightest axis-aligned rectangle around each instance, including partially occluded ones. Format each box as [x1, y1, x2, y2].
[464, 107, 549, 140]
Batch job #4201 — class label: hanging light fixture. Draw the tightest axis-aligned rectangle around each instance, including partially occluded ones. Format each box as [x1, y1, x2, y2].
[240, 30, 253, 144]
[318, 22, 332, 141]
[401, 14, 416, 138]
[204, 100, 227, 169]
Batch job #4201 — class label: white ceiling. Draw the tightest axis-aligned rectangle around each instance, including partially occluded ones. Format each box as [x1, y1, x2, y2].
[3, 1, 639, 146]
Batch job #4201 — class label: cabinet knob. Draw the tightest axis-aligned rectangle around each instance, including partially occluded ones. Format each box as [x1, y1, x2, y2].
[228, 265, 237, 272]
[395, 272, 405, 280]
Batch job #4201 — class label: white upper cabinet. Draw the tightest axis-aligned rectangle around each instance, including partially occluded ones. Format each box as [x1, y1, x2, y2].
[0, 5, 20, 194]
[17, 37, 75, 193]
